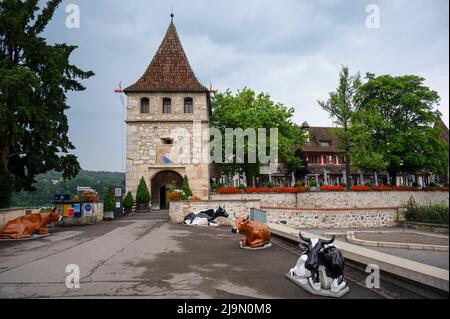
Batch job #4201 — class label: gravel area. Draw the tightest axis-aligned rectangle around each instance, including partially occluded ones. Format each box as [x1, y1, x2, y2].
[355, 232, 449, 246]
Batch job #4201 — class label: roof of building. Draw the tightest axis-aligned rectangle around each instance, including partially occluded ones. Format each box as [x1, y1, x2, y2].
[302, 126, 343, 153]
[436, 118, 449, 143]
[124, 19, 208, 94]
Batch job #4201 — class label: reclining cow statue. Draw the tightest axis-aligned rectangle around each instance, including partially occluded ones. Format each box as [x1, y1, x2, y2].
[184, 206, 229, 227]
[0, 208, 63, 240]
[287, 232, 349, 297]
[232, 215, 272, 249]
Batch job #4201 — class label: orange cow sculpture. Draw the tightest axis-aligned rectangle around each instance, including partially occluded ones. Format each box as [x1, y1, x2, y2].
[0, 208, 62, 240]
[232, 216, 272, 249]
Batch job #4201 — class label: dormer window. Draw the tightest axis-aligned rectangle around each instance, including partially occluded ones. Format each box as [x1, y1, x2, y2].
[163, 98, 172, 114]
[141, 98, 150, 114]
[320, 140, 331, 147]
[184, 97, 193, 113]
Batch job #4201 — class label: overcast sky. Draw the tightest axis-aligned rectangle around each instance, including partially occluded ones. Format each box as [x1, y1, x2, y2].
[42, 0, 449, 172]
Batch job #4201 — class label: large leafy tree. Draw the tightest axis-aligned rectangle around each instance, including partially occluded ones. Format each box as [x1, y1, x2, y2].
[351, 73, 448, 185]
[210, 88, 305, 185]
[318, 66, 361, 188]
[0, 0, 94, 208]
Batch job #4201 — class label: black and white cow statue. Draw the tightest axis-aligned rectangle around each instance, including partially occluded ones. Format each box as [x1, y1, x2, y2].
[287, 232, 349, 297]
[184, 206, 229, 227]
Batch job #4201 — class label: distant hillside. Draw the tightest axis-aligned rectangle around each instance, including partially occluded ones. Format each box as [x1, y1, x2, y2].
[12, 170, 125, 208]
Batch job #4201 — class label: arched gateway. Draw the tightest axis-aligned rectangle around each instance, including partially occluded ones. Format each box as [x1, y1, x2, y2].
[151, 171, 183, 210]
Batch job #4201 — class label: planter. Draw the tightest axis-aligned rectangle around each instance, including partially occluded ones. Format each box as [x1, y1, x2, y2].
[103, 211, 115, 221]
[137, 202, 149, 213]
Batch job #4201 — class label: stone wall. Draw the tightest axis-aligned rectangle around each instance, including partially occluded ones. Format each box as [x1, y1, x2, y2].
[205, 191, 449, 229]
[210, 191, 449, 209]
[169, 199, 261, 226]
[265, 207, 398, 229]
[0, 208, 40, 229]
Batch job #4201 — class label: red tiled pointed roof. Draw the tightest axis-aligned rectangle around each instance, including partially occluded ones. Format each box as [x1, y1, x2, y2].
[125, 21, 208, 93]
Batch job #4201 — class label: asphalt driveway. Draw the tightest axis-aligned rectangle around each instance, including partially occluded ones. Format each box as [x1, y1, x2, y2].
[0, 213, 382, 299]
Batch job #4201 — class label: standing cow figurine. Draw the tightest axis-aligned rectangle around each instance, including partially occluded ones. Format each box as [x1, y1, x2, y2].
[232, 215, 272, 250]
[184, 206, 229, 227]
[286, 232, 349, 298]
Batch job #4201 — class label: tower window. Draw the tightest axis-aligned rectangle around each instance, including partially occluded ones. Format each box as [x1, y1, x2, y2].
[184, 97, 193, 113]
[163, 98, 172, 114]
[141, 98, 150, 114]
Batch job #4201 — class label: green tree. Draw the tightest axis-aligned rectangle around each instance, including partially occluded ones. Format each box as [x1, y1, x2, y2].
[182, 175, 193, 199]
[136, 177, 150, 204]
[0, 0, 94, 208]
[123, 191, 134, 209]
[352, 73, 448, 184]
[318, 66, 361, 189]
[103, 186, 115, 212]
[210, 88, 305, 185]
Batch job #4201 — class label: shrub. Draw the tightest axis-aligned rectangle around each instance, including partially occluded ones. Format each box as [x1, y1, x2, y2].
[267, 182, 274, 188]
[104, 186, 116, 212]
[136, 177, 151, 204]
[425, 186, 449, 192]
[168, 190, 184, 202]
[309, 181, 318, 187]
[211, 182, 218, 190]
[373, 186, 393, 192]
[246, 187, 271, 193]
[123, 191, 134, 209]
[352, 185, 372, 192]
[168, 180, 177, 193]
[321, 185, 345, 192]
[238, 184, 247, 190]
[404, 198, 449, 225]
[217, 187, 242, 194]
[182, 175, 193, 199]
[340, 183, 348, 188]
[82, 190, 100, 202]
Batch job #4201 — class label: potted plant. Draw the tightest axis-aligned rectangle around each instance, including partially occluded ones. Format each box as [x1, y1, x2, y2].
[136, 177, 151, 212]
[123, 191, 134, 215]
[103, 186, 116, 220]
[309, 181, 319, 191]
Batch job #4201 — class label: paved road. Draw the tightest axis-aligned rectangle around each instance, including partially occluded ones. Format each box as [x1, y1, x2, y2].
[0, 213, 382, 299]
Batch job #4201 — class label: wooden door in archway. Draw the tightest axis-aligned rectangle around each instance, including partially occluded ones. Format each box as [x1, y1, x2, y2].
[151, 171, 183, 210]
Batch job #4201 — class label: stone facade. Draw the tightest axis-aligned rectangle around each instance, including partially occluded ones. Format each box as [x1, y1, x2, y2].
[126, 92, 211, 205]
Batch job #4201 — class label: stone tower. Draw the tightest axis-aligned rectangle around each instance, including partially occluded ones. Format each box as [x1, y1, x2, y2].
[124, 16, 210, 210]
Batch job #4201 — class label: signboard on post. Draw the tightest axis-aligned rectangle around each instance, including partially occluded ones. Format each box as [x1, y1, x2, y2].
[77, 187, 94, 193]
[73, 203, 82, 218]
[83, 203, 94, 217]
